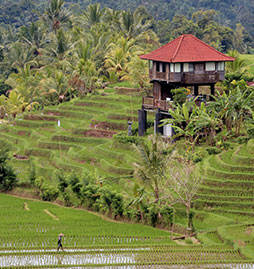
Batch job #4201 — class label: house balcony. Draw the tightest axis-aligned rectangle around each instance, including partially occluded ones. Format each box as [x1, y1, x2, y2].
[149, 70, 225, 84]
[142, 95, 208, 111]
[142, 97, 173, 111]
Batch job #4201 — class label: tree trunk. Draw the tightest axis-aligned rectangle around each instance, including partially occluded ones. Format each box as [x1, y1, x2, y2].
[186, 206, 192, 237]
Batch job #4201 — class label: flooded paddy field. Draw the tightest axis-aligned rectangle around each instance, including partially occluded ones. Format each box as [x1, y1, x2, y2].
[0, 246, 251, 268]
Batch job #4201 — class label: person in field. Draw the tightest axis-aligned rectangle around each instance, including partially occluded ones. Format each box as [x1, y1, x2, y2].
[57, 233, 64, 251]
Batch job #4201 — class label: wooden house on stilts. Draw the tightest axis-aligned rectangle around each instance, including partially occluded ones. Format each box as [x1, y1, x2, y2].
[139, 34, 234, 136]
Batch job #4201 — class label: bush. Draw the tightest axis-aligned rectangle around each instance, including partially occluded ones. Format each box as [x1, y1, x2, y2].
[113, 132, 142, 145]
[147, 205, 160, 227]
[205, 147, 222, 155]
[236, 136, 249, 145]
[68, 172, 82, 198]
[247, 128, 254, 139]
[160, 205, 174, 227]
[56, 172, 68, 193]
[40, 184, 59, 201]
[190, 149, 208, 163]
[0, 142, 17, 191]
[29, 163, 36, 185]
[81, 184, 100, 207]
[171, 87, 189, 105]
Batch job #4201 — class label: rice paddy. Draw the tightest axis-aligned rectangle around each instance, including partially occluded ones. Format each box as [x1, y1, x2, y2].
[0, 193, 251, 268]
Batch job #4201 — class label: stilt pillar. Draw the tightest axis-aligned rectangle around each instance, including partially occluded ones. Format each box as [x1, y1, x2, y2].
[194, 85, 199, 96]
[155, 109, 163, 135]
[210, 84, 215, 101]
[138, 108, 147, 136]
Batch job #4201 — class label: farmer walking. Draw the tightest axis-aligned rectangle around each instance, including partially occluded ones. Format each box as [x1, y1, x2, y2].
[57, 233, 64, 251]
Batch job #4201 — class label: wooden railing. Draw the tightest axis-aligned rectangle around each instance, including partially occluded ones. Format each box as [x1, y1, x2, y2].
[149, 70, 225, 83]
[142, 97, 173, 111]
[143, 96, 208, 110]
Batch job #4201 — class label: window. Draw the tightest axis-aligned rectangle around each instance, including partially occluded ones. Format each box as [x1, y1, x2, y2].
[156, 62, 160, 72]
[184, 63, 194, 72]
[159, 63, 163, 72]
[170, 63, 174, 72]
[218, 62, 225, 71]
[205, 62, 215, 71]
[149, 61, 153, 70]
[162, 63, 166, 73]
[175, 63, 181, 72]
[183, 63, 189, 72]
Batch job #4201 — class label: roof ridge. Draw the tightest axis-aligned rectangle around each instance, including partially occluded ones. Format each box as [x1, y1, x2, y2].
[172, 34, 184, 61]
[140, 35, 181, 60]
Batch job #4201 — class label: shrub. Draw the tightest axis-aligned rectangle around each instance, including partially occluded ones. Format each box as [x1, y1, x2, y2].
[171, 87, 189, 105]
[81, 184, 100, 207]
[113, 132, 142, 145]
[190, 149, 208, 163]
[0, 142, 17, 191]
[247, 128, 254, 139]
[235, 136, 249, 144]
[206, 147, 222, 155]
[56, 172, 68, 193]
[62, 191, 73, 207]
[68, 172, 82, 198]
[40, 184, 59, 201]
[29, 163, 36, 185]
[34, 176, 44, 191]
[97, 186, 124, 218]
[160, 205, 174, 227]
[147, 205, 160, 227]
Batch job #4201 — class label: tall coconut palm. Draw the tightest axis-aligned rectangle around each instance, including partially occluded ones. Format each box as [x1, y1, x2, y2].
[43, 0, 71, 33]
[119, 9, 152, 40]
[79, 3, 105, 27]
[18, 22, 46, 51]
[4, 42, 37, 69]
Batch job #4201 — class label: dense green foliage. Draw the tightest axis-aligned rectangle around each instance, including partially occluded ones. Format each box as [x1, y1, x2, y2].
[0, 141, 17, 191]
[1, 0, 254, 44]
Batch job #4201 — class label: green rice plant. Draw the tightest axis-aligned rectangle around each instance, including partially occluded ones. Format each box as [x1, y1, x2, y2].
[15, 120, 55, 128]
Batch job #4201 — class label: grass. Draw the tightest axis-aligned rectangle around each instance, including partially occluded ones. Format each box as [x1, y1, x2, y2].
[240, 54, 254, 75]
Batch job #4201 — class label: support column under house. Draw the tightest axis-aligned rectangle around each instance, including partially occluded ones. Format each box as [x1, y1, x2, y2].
[138, 109, 147, 136]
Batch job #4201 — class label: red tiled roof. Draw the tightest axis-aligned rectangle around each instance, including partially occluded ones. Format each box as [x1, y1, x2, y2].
[140, 34, 234, 63]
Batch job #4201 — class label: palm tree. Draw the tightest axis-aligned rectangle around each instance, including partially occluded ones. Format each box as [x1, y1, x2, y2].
[4, 42, 37, 69]
[119, 9, 152, 40]
[18, 22, 46, 51]
[5, 90, 28, 119]
[43, 0, 71, 33]
[79, 4, 105, 27]
[134, 135, 168, 204]
[105, 36, 141, 80]
[226, 50, 248, 73]
[194, 103, 222, 146]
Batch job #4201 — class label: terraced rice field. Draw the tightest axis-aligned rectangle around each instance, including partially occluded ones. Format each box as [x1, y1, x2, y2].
[0, 194, 250, 268]
[0, 85, 143, 183]
[197, 139, 254, 216]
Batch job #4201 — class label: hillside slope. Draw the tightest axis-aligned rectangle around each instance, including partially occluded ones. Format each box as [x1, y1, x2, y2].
[0, 84, 142, 184]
